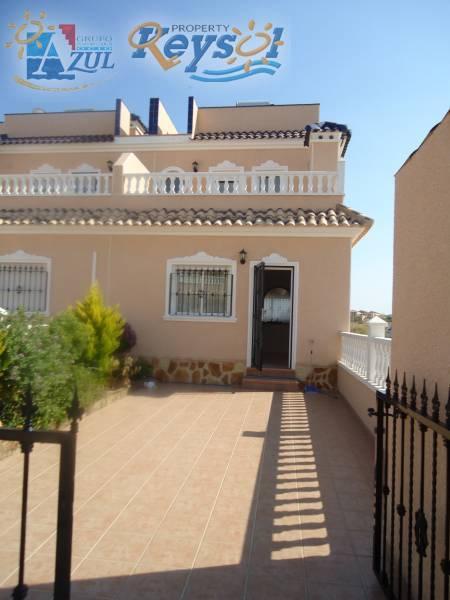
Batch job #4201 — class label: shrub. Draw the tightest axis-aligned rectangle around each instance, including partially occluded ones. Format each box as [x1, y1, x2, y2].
[0, 310, 74, 428]
[72, 283, 125, 378]
[133, 357, 153, 381]
[119, 322, 137, 353]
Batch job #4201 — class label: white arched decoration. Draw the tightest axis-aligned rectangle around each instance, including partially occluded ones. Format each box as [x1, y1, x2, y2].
[208, 160, 244, 173]
[252, 160, 288, 193]
[29, 164, 62, 194]
[208, 160, 244, 194]
[30, 164, 62, 174]
[69, 163, 100, 194]
[161, 166, 185, 194]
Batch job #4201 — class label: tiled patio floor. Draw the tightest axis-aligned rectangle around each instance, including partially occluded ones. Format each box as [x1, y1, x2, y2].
[0, 385, 384, 599]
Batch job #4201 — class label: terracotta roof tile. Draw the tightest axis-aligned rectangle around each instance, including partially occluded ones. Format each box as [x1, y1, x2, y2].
[194, 121, 350, 141]
[0, 134, 114, 145]
[0, 205, 371, 229]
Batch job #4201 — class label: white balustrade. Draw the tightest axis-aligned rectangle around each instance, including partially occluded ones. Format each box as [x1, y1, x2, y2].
[122, 170, 341, 196]
[339, 318, 391, 389]
[0, 173, 112, 196]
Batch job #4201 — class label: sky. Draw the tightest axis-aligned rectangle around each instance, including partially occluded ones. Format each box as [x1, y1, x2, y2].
[0, 0, 449, 314]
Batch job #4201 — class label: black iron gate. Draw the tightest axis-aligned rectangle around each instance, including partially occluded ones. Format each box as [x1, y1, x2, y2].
[0, 388, 82, 600]
[371, 372, 450, 600]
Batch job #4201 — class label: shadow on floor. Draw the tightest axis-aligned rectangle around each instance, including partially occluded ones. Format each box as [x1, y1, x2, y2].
[2, 389, 385, 600]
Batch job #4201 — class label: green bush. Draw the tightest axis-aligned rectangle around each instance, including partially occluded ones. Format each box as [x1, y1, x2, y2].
[72, 283, 125, 378]
[0, 310, 74, 428]
[0, 285, 129, 429]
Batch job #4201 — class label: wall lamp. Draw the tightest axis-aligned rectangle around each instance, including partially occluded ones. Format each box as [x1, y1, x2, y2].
[239, 249, 247, 265]
[106, 160, 114, 172]
[192, 160, 199, 172]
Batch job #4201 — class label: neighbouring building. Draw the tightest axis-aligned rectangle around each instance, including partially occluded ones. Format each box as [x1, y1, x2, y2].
[391, 109, 450, 396]
[0, 99, 372, 387]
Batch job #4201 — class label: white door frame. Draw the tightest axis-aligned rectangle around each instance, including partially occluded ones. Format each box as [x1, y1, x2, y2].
[246, 253, 299, 368]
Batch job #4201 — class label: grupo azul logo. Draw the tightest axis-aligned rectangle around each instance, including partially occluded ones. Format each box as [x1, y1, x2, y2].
[129, 19, 284, 82]
[4, 10, 115, 91]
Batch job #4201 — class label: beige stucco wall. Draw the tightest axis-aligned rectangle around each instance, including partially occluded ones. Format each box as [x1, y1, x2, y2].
[195, 104, 320, 134]
[337, 365, 376, 437]
[391, 112, 450, 398]
[0, 143, 343, 176]
[0, 234, 351, 368]
[3, 111, 116, 138]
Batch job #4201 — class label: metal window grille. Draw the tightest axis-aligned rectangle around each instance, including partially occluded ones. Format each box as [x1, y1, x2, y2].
[169, 266, 233, 317]
[0, 262, 48, 312]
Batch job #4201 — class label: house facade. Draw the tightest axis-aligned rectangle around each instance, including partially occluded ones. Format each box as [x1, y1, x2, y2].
[0, 99, 372, 385]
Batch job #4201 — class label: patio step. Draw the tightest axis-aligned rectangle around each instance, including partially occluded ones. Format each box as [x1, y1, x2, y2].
[242, 370, 300, 392]
[246, 367, 296, 379]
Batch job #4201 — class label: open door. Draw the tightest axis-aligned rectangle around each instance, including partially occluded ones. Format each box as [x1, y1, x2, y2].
[251, 262, 265, 370]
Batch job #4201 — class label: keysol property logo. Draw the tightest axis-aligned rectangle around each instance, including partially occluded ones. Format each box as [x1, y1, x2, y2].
[128, 19, 285, 82]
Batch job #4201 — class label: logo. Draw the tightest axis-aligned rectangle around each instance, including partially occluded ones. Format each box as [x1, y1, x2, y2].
[129, 19, 284, 82]
[5, 11, 115, 91]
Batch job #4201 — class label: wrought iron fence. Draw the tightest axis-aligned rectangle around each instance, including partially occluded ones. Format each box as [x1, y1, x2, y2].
[370, 372, 450, 600]
[0, 388, 82, 599]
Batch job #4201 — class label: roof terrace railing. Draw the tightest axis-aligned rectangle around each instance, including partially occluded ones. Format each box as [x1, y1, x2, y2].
[122, 170, 342, 196]
[0, 169, 343, 196]
[0, 173, 112, 196]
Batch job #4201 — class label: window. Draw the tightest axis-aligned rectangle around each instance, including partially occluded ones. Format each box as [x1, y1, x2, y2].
[168, 265, 234, 318]
[0, 260, 49, 312]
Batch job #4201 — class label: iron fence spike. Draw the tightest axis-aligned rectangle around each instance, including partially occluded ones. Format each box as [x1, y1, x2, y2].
[446, 386, 450, 429]
[432, 384, 440, 422]
[421, 379, 428, 416]
[410, 376, 417, 409]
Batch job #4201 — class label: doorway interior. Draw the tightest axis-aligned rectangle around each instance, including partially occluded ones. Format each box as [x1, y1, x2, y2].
[251, 264, 294, 370]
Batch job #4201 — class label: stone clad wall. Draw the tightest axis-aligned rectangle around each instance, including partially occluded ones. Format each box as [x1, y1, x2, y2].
[151, 358, 245, 386]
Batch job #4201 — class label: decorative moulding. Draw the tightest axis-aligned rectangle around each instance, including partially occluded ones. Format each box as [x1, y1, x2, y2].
[161, 166, 185, 173]
[30, 164, 61, 174]
[70, 163, 100, 173]
[168, 251, 235, 265]
[261, 253, 289, 264]
[0, 249, 50, 263]
[253, 160, 288, 171]
[209, 160, 244, 172]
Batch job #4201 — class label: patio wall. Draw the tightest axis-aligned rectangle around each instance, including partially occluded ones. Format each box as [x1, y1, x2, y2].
[337, 365, 376, 437]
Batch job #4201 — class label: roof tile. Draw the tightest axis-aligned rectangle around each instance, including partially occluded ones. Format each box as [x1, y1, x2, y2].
[0, 205, 371, 229]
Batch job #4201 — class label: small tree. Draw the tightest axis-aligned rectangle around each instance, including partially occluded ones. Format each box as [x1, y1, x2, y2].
[73, 283, 125, 378]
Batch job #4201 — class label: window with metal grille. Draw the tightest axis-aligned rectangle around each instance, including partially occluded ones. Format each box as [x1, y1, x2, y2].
[169, 266, 233, 318]
[0, 263, 49, 312]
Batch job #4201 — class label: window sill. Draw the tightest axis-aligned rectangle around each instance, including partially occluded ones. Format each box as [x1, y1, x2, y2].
[163, 315, 237, 323]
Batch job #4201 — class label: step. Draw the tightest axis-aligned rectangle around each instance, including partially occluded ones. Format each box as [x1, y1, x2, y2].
[246, 367, 296, 379]
[242, 376, 300, 392]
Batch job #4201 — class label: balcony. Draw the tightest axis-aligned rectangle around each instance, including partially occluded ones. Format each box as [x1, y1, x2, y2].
[123, 170, 342, 196]
[0, 173, 112, 196]
[0, 170, 343, 197]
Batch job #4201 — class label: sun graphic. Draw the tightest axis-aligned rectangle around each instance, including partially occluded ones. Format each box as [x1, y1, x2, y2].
[227, 19, 284, 72]
[5, 10, 57, 59]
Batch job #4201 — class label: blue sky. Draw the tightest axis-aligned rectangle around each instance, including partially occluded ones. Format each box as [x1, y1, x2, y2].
[1, 0, 449, 313]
